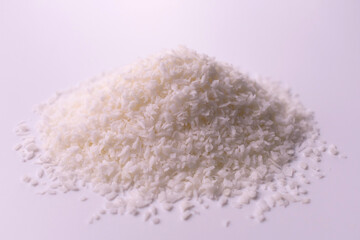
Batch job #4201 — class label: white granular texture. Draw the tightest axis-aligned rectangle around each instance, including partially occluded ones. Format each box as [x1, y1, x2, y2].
[14, 46, 339, 223]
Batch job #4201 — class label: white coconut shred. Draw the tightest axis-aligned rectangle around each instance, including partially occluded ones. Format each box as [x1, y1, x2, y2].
[14, 46, 341, 224]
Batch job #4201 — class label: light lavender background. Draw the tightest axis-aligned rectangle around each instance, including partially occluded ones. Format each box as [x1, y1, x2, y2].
[0, 1, 359, 239]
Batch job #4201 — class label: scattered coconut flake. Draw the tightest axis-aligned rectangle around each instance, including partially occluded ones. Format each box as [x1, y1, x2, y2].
[47, 190, 57, 195]
[219, 197, 228, 207]
[13, 143, 22, 151]
[162, 202, 173, 211]
[299, 161, 308, 170]
[283, 167, 295, 177]
[328, 144, 339, 156]
[152, 218, 160, 225]
[150, 206, 158, 215]
[37, 169, 44, 178]
[319, 146, 327, 152]
[180, 201, 194, 212]
[109, 208, 118, 215]
[105, 192, 118, 201]
[31, 179, 38, 187]
[223, 220, 231, 228]
[182, 212, 192, 221]
[22, 175, 31, 183]
[143, 211, 152, 222]
[80, 196, 88, 202]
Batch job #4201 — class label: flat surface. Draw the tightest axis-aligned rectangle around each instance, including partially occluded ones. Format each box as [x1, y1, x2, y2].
[0, 0, 359, 240]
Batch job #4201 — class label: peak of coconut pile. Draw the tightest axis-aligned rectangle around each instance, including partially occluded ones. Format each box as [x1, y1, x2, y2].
[14, 47, 341, 224]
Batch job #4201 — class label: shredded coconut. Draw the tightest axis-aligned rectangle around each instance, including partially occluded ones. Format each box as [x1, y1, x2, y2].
[328, 144, 339, 156]
[152, 218, 160, 225]
[80, 196, 88, 202]
[223, 220, 231, 228]
[14, 46, 342, 224]
[181, 211, 192, 221]
[143, 211, 152, 222]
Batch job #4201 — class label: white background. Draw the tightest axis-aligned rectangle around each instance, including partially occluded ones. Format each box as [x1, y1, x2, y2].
[1, 0, 359, 239]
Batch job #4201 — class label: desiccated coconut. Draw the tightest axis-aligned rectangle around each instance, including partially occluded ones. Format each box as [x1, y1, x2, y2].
[13, 47, 342, 225]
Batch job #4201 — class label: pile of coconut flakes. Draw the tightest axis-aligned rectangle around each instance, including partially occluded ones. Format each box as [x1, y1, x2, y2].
[14, 47, 342, 225]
